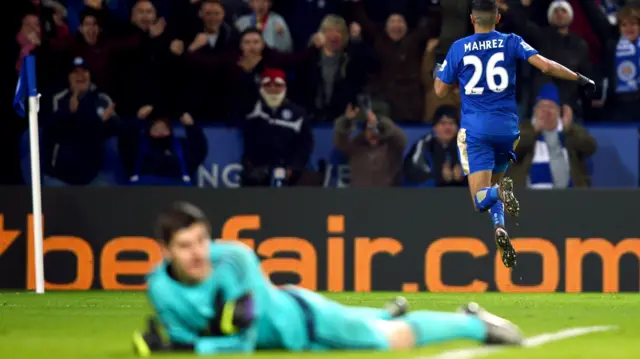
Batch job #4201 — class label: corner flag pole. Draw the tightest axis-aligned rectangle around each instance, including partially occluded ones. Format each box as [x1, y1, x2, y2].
[16, 55, 45, 294]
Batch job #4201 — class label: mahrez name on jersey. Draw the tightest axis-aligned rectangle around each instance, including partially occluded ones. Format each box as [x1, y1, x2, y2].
[464, 39, 505, 53]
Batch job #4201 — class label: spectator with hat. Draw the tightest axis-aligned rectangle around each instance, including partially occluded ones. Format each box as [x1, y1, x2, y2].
[509, 83, 597, 189]
[403, 105, 466, 187]
[240, 68, 314, 187]
[41, 56, 118, 186]
[501, 0, 594, 118]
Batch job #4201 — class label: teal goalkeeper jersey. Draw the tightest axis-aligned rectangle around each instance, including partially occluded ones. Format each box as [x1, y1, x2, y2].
[146, 240, 309, 354]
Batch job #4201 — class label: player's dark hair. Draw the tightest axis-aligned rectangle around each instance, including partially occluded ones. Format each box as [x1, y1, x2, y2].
[471, 0, 498, 29]
[472, 0, 497, 13]
[155, 202, 211, 244]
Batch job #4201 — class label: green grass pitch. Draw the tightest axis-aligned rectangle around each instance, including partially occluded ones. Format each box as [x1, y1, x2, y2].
[0, 292, 638, 358]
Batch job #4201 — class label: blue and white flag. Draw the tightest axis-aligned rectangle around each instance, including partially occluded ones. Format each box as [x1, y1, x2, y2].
[13, 55, 38, 118]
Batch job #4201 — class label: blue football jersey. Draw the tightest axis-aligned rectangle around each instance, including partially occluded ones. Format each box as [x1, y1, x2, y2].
[437, 31, 538, 136]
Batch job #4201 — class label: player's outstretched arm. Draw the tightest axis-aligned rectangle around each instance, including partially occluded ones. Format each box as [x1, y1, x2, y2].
[527, 54, 577, 80]
[527, 54, 595, 91]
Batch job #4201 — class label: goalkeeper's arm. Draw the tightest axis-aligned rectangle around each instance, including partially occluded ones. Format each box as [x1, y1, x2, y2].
[133, 322, 257, 357]
[135, 295, 258, 357]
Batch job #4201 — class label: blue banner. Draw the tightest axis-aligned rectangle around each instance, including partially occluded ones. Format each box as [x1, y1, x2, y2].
[587, 127, 639, 187]
[21, 124, 640, 188]
[185, 125, 639, 188]
[187, 125, 427, 188]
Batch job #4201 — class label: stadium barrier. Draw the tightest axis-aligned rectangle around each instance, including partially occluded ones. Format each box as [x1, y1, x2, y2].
[0, 187, 638, 292]
[20, 124, 640, 187]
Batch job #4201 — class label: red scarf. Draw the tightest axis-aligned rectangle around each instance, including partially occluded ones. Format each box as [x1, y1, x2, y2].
[256, 12, 270, 31]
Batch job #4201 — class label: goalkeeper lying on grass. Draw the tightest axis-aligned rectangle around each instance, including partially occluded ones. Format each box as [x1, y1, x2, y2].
[133, 202, 524, 356]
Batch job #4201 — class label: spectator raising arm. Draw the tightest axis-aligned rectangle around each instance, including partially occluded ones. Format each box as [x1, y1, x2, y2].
[267, 32, 325, 69]
[375, 114, 407, 153]
[422, 38, 460, 122]
[351, 0, 380, 41]
[581, 0, 619, 40]
[333, 104, 359, 155]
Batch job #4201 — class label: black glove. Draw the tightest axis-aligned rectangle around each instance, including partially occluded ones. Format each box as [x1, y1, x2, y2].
[133, 317, 172, 357]
[576, 72, 596, 95]
[209, 291, 255, 336]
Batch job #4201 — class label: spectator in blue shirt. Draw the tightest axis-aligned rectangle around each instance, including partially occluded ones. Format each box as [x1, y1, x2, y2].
[403, 105, 466, 187]
[41, 57, 119, 186]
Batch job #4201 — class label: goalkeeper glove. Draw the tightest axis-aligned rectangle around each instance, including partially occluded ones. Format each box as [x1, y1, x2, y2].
[209, 292, 255, 336]
[132, 317, 171, 357]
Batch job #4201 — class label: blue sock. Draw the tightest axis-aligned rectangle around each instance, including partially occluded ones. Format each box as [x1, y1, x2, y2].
[347, 307, 392, 320]
[474, 186, 500, 212]
[401, 311, 487, 346]
[490, 200, 505, 227]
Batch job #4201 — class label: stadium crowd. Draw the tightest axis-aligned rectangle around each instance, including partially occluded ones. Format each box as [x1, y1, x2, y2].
[0, 0, 638, 187]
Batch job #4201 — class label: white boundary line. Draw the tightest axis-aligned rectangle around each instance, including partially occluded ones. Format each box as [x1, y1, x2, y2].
[421, 325, 617, 359]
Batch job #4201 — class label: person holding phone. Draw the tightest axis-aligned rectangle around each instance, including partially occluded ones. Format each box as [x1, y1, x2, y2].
[333, 101, 407, 187]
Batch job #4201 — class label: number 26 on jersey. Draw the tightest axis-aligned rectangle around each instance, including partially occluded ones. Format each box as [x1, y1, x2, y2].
[463, 52, 508, 95]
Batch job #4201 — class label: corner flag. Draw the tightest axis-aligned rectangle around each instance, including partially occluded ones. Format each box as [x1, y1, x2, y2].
[14, 54, 45, 294]
[14, 55, 38, 118]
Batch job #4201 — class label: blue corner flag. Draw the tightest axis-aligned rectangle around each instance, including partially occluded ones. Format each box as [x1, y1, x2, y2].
[14, 55, 38, 118]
